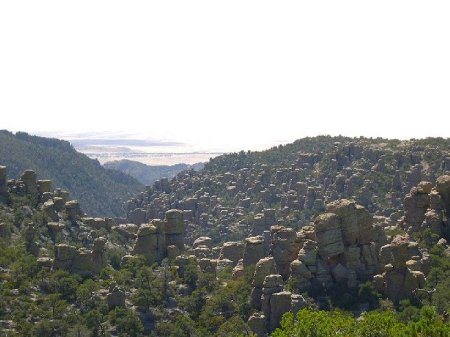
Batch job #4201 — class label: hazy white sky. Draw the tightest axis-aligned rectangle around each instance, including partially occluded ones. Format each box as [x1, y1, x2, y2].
[1, 1, 449, 152]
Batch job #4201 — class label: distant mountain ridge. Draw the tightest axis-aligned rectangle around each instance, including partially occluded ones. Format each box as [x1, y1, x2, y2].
[104, 159, 204, 186]
[0, 130, 143, 216]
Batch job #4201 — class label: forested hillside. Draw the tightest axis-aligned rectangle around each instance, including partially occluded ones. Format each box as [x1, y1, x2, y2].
[104, 159, 204, 186]
[0, 130, 143, 216]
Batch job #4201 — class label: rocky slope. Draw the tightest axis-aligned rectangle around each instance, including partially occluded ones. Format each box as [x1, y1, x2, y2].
[124, 136, 450, 245]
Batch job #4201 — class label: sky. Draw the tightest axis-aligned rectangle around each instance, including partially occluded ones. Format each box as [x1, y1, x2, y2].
[1, 1, 449, 153]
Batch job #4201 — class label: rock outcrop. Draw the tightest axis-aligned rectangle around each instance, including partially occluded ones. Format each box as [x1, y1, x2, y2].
[165, 209, 185, 251]
[269, 291, 292, 331]
[131, 209, 185, 264]
[53, 239, 107, 276]
[270, 226, 300, 279]
[65, 200, 83, 222]
[286, 199, 382, 293]
[20, 170, 38, 196]
[247, 199, 392, 335]
[251, 257, 278, 310]
[132, 223, 164, 264]
[402, 176, 450, 238]
[107, 283, 126, 309]
[218, 241, 244, 264]
[243, 236, 265, 267]
[374, 235, 426, 302]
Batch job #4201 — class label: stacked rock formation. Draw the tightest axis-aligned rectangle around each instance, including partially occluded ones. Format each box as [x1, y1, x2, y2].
[270, 226, 301, 279]
[243, 236, 265, 267]
[192, 237, 214, 260]
[402, 175, 450, 238]
[92, 237, 107, 273]
[249, 273, 298, 335]
[403, 182, 432, 232]
[193, 236, 213, 249]
[131, 209, 185, 264]
[290, 239, 317, 290]
[37, 179, 52, 193]
[24, 222, 39, 256]
[437, 175, 450, 212]
[218, 241, 245, 264]
[65, 200, 83, 221]
[247, 199, 385, 336]
[373, 235, 426, 302]
[165, 209, 185, 252]
[269, 291, 292, 331]
[47, 222, 65, 243]
[53, 238, 107, 276]
[122, 138, 450, 253]
[0, 167, 118, 278]
[132, 222, 165, 264]
[82, 217, 114, 231]
[250, 257, 278, 310]
[261, 274, 285, 331]
[247, 313, 267, 337]
[287, 199, 383, 292]
[20, 170, 38, 195]
[252, 209, 276, 235]
[1, 168, 86, 226]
